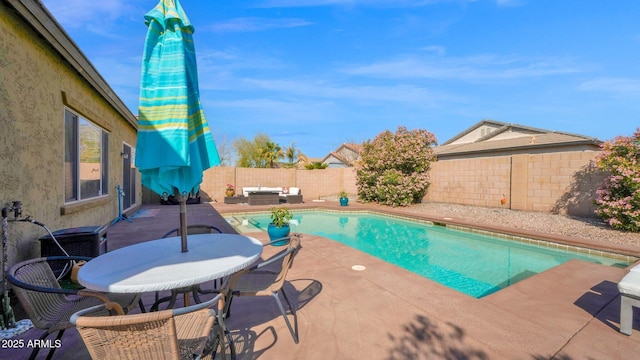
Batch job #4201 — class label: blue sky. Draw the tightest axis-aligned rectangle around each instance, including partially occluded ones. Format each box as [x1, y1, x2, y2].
[41, 0, 639, 159]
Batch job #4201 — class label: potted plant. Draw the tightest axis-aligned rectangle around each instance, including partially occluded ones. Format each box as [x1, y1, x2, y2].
[225, 183, 235, 197]
[339, 190, 349, 206]
[268, 207, 293, 245]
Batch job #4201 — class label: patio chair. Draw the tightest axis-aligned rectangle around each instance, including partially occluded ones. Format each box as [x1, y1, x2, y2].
[71, 292, 232, 360]
[8, 256, 140, 360]
[222, 233, 302, 344]
[152, 224, 224, 311]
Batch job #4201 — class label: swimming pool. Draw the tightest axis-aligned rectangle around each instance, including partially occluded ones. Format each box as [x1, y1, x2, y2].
[228, 210, 632, 298]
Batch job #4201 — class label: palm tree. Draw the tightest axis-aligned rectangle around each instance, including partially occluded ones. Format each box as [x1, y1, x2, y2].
[283, 143, 309, 168]
[259, 141, 284, 168]
[285, 143, 297, 164]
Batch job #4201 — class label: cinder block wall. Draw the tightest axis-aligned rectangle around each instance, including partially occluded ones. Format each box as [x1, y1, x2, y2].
[199, 167, 357, 202]
[425, 157, 511, 208]
[424, 150, 604, 216]
[160, 150, 604, 217]
[523, 151, 604, 215]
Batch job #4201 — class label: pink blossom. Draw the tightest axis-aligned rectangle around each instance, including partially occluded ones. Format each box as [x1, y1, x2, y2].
[595, 127, 640, 231]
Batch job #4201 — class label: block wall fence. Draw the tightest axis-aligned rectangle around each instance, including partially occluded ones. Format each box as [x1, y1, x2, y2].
[424, 150, 605, 216]
[144, 149, 605, 217]
[196, 167, 359, 203]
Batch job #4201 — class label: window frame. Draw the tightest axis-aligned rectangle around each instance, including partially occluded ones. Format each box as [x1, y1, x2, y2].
[64, 108, 109, 203]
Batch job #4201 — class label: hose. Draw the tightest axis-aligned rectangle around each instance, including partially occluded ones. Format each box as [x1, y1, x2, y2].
[18, 217, 72, 279]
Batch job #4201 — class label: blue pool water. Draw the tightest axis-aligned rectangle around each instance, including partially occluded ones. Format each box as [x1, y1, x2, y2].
[230, 211, 630, 298]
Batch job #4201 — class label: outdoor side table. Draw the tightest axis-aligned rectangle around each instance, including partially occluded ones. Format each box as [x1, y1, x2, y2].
[224, 195, 245, 204]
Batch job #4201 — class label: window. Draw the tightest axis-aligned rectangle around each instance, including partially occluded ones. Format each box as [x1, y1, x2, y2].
[64, 109, 109, 202]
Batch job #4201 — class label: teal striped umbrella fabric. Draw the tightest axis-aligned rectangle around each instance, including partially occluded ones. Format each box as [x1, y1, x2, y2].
[136, 0, 219, 251]
[136, 0, 220, 200]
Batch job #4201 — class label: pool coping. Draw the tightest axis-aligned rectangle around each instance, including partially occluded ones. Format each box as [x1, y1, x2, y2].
[221, 206, 640, 266]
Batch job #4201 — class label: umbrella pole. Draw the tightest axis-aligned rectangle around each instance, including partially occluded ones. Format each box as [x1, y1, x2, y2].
[179, 196, 188, 252]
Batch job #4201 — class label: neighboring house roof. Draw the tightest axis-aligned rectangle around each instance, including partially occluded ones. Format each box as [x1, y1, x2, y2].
[436, 120, 601, 158]
[322, 143, 363, 167]
[6, 0, 137, 129]
[340, 143, 363, 154]
[440, 119, 597, 146]
[323, 153, 346, 164]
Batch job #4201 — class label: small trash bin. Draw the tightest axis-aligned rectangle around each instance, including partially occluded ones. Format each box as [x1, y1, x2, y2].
[39, 226, 108, 276]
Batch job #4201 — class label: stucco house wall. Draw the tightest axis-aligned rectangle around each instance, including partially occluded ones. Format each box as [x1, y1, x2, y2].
[0, 0, 139, 272]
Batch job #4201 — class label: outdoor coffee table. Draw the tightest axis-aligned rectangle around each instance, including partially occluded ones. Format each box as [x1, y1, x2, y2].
[77, 233, 263, 294]
[247, 190, 280, 205]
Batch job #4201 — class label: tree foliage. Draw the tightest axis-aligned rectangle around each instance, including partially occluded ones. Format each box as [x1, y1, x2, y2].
[594, 128, 640, 231]
[304, 162, 328, 170]
[282, 142, 308, 168]
[234, 134, 304, 168]
[234, 133, 271, 168]
[212, 133, 233, 166]
[259, 141, 284, 168]
[356, 126, 437, 207]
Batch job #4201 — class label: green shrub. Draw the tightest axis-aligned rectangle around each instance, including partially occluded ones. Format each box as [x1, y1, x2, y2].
[356, 126, 437, 207]
[594, 128, 640, 231]
[270, 207, 293, 228]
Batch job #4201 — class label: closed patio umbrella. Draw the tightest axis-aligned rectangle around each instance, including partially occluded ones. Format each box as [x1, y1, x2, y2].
[136, 0, 220, 252]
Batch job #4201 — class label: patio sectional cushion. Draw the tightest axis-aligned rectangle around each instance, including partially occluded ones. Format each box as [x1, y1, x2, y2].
[242, 186, 299, 197]
[242, 187, 281, 196]
[618, 270, 640, 298]
[281, 187, 300, 196]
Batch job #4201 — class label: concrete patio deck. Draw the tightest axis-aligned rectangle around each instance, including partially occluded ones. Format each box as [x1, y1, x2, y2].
[2, 201, 640, 359]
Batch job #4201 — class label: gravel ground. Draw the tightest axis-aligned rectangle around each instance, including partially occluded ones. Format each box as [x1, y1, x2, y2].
[399, 202, 640, 249]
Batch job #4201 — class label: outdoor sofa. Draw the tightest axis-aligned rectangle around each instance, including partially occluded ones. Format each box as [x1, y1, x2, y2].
[242, 187, 303, 204]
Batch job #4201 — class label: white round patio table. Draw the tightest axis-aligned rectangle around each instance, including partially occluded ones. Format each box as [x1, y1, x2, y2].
[77, 233, 263, 293]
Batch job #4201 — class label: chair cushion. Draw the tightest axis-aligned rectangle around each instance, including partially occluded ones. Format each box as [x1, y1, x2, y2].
[618, 271, 640, 297]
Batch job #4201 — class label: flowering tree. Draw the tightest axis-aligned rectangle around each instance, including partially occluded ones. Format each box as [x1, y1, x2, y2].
[594, 128, 640, 231]
[356, 126, 437, 207]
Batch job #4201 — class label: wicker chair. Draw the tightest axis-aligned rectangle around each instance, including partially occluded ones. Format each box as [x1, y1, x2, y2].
[8, 256, 140, 360]
[222, 233, 302, 344]
[151, 224, 224, 311]
[71, 292, 230, 360]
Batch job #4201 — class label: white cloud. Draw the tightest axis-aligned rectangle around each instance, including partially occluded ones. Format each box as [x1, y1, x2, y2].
[495, 0, 524, 7]
[239, 78, 457, 105]
[208, 17, 313, 33]
[42, 0, 140, 29]
[256, 0, 474, 8]
[341, 54, 586, 82]
[423, 45, 446, 56]
[579, 78, 640, 95]
[195, 50, 290, 89]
